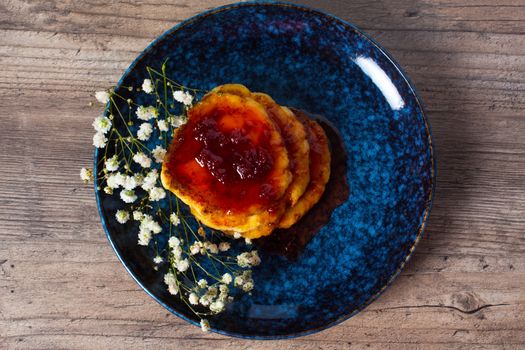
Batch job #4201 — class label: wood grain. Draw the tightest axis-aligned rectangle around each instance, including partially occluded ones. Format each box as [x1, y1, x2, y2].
[0, 0, 524, 349]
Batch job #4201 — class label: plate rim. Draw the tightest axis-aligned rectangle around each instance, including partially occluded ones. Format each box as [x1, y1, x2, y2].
[94, 0, 436, 339]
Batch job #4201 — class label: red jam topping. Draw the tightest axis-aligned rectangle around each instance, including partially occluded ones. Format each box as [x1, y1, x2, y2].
[165, 96, 279, 211]
[193, 114, 273, 184]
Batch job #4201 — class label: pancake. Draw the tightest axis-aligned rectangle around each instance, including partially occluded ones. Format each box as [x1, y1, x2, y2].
[277, 108, 331, 229]
[161, 91, 292, 234]
[211, 85, 310, 206]
[227, 107, 330, 237]
[253, 97, 310, 205]
[162, 84, 331, 239]
[209, 85, 311, 238]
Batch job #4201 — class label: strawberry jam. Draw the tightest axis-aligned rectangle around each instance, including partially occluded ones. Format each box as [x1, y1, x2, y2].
[193, 115, 273, 184]
[164, 94, 281, 212]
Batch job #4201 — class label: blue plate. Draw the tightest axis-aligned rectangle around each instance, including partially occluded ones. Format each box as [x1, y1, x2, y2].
[95, 1, 435, 339]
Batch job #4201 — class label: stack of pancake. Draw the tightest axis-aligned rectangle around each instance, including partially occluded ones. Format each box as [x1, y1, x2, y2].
[161, 84, 330, 239]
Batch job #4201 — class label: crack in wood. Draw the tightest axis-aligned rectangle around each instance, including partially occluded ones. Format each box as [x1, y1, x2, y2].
[373, 303, 510, 315]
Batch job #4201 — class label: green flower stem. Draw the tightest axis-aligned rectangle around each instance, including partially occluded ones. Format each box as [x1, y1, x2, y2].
[111, 91, 141, 108]
[187, 256, 223, 283]
[162, 61, 169, 117]
[113, 129, 133, 155]
[147, 66, 205, 93]
[206, 253, 221, 277]
[145, 67, 170, 118]
[110, 97, 135, 139]
[130, 138, 152, 154]
[103, 128, 116, 160]
[209, 255, 237, 272]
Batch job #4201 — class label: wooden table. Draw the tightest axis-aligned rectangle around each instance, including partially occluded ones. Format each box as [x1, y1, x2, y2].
[1, 1, 524, 348]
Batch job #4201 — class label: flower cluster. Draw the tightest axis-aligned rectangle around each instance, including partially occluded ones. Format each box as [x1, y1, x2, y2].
[163, 227, 260, 318]
[81, 63, 261, 333]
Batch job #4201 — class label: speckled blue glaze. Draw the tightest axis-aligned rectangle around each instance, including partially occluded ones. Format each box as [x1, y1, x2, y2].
[94, 1, 435, 339]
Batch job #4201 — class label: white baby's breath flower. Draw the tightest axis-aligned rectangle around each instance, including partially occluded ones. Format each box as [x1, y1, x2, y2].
[80, 167, 93, 183]
[136, 105, 158, 121]
[206, 286, 218, 298]
[171, 245, 183, 260]
[168, 284, 179, 295]
[149, 187, 166, 201]
[120, 189, 137, 203]
[221, 273, 232, 285]
[189, 293, 199, 305]
[197, 279, 208, 289]
[175, 258, 189, 272]
[103, 186, 113, 194]
[152, 145, 167, 163]
[236, 251, 261, 267]
[153, 255, 163, 264]
[133, 152, 151, 168]
[151, 224, 162, 234]
[219, 284, 229, 295]
[164, 272, 179, 295]
[173, 90, 193, 106]
[234, 275, 244, 287]
[218, 242, 230, 252]
[141, 169, 158, 191]
[92, 115, 112, 134]
[142, 79, 153, 94]
[209, 300, 225, 313]
[200, 319, 210, 332]
[168, 236, 181, 248]
[132, 210, 143, 221]
[106, 172, 124, 189]
[169, 213, 180, 226]
[199, 295, 211, 307]
[205, 242, 219, 254]
[115, 210, 129, 224]
[168, 115, 187, 128]
[157, 119, 169, 132]
[95, 90, 110, 104]
[233, 232, 242, 239]
[235, 270, 253, 289]
[137, 122, 153, 141]
[104, 155, 119, 172]
[122, 175, 138, 190]
[189, 242, 202, 255]
[138, 230, 151, 246]
[140, 214, 162, 234]
[250, 251, 261, 266]
[245, 238, 252, 245]
[218, 293, 230, 303]
[93, 132, 107, 148]
[138, 224, 149, 235]
[164, 272, 176, 285]
[242, 281, 254, 292]
[134, 173, 144, 186]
